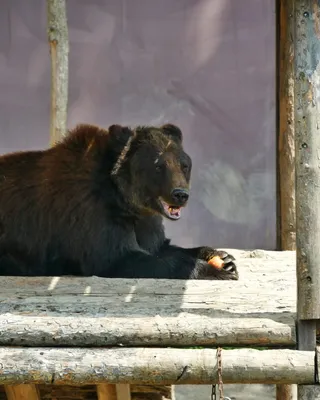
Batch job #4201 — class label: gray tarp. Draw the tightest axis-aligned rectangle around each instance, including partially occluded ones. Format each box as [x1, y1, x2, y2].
[0, 0, 276, 249]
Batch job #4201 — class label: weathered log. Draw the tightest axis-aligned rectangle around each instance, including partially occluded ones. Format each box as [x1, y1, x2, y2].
[47, 0, 69, 145]
[0, 347, 314, 385]
[279, 0, 296, 251]
[294, 0, 320, 320]
[276, 385, 296, 400]
[0, 250, 296, 347]
[0, 315, 293, 348]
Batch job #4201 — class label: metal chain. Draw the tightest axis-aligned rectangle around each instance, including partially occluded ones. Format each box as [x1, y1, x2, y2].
[211, 347, 231, 400]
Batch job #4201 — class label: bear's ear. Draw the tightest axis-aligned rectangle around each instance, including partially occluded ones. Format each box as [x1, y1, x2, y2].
[161, 124, 183, 144]
[108, 124, 134, 146]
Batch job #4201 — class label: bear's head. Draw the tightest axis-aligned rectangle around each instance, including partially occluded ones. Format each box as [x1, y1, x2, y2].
[109, 123, 192, 221]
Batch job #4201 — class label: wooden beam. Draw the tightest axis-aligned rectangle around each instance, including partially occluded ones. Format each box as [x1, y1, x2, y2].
[278, 0, 296, 251]
[0, 250, 297, 348]
[47, 0, 69, 145]
[0, 347, 314, 385]
[294, 0, 320, 320]
[4, 384, 40, 400]
[0, 315, 294, 348]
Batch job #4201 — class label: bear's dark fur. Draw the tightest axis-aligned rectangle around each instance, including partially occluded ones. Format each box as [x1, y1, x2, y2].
[0, 123, 238, 280]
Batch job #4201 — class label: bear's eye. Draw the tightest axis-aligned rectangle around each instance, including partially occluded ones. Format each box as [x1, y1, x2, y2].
[182, 164, 189, 173]
[155, 164, 163, 172]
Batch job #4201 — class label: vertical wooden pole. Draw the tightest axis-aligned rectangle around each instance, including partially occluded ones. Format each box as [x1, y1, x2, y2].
[276, 385, 295, 400]
[294, 0, 320, 398]
[97, 384, 118, 400]
[116, 384, 131, 400]
[47, 0, 69, 145]
[1, 10, 69, 400]
[278, 0, 296, 251]
[294, 0, 320, 321]
[277, 1, 296, 398]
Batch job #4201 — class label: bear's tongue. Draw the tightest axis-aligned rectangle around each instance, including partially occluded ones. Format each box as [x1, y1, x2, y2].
[168, 206, 181, 218]
[161, 201, 182, 220]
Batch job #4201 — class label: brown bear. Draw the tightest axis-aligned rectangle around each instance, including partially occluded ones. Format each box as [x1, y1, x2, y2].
[0, 123, 238, 280]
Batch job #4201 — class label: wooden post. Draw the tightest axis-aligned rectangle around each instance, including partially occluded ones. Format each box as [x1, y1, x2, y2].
[294, 0, 320, 321]
[279, 0, 296, 252]
[116, 385, 131, 400]
[47, 0, 69, 145]
[276, 385, 295, 400]
[97, 384, 118, 400]
[294, 0, 320, 398]
[278, 1, 296, 398]
[5, 384, 40, 400]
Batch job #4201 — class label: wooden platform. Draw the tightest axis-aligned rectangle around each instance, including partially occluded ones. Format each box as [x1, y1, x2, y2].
[0, 250, 299, 398]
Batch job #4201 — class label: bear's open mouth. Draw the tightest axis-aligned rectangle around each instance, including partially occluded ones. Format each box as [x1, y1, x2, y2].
[159, 199, 182, 220]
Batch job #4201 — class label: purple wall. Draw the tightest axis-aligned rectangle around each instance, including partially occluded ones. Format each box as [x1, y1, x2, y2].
[0, 0, 276, 250]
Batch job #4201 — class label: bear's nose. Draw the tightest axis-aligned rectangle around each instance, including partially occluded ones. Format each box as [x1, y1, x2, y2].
[171, 188, 189, 205]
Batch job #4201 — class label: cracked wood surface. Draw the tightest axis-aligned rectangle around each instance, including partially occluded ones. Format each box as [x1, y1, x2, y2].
[0, 347, 313, 385]
[0, 250, 296, 347]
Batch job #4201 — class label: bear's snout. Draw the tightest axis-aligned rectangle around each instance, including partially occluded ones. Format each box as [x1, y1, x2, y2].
[171, 188, 189, 206]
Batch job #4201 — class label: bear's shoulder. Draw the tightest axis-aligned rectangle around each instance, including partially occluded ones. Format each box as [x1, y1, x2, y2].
[58, 124, 109, 151]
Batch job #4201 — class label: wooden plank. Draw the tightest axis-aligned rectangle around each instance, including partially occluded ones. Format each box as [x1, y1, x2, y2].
[278, 0, 296, 251]
[0, 249, 295, 296]
[97, 384, 118, 400]
[0, 250, 296, 297]
[4, 384, 40, 400]
[0, 250, 296, 347]
[0, 249, 296, 296]
[0, 347, 314, 385]
[294, 0, 320, 320]
[116, 385, 131, 400]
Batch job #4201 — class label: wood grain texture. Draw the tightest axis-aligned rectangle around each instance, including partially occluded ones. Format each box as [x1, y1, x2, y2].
[116, 385, 131, 400]
[0, 347, 314, 385]
[0, 250, 296, 347]
[276, 384, 296, 400]
[97, 384, 117, 400]
[294, 0, 320, 320]
[279, 0, 296, 251]
[47, 0, 69, 145]
[4, 384, 40, 400]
